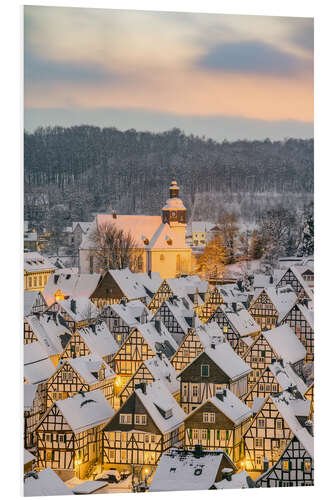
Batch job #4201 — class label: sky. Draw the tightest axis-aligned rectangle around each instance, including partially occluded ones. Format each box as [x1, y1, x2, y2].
[24, 6, 314, 141]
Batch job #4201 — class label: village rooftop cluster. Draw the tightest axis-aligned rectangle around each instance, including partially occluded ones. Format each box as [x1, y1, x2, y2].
[23, 179, 314, 495]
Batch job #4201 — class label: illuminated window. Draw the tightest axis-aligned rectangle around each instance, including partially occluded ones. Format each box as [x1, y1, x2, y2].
[282, 460, 289, 471]
[303, 459, 311, 472]
[223, 325, 228, 333]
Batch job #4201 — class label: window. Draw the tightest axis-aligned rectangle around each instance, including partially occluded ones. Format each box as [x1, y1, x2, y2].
[276, 419, 283, 430]
[33, 277, 37, 287]
[39, 276, 42, 286]
[304, 459, 312, 472]
[28, 277, 32, 288]
[120, 414, 132, 424]
[259, 384, 265, 392]
[125, 345, 131, 354]
[46, 434, 52, 442]
[58, 434, 66, 443]
[272, 439, 280, 448]
[223, 325, 228, 333]
[201, 429, 207, 440]
[258, 418, 265, 428]
[145, 435, 149, 443]
[265, 384, 271, 391]
[255, 438, 263, 448]
[203, 412, 215, 423]
[193, 429, 199, 440]
[192, 385, 199, 397]
[282, 460, 289, 471]
[201, 365, 209, 377]
[135, 414, 147, 425]
[272, 384, 278, 392]
[256, 456, 262, 466]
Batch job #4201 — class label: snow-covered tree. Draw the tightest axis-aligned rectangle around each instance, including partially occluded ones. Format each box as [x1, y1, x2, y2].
[299, 204, 314, 256]
[196, 234, 227, 279]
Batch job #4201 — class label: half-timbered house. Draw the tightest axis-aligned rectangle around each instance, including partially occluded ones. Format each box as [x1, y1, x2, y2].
[60, 321, 119, 365]
[118, 353, 179, 407]
[256, 432, 314, 487]
[171, 321, 225, 373]
[276, 266, 314, 301]
[243, 324, 306, 390]
[24, 290, 47, 316]
[207, 303, 260, 357]
[90, 268, 148, 309]
[183, 389, 252, 464]
[48, 298, 100, 331]
[36, 389, 114, 479]
[195, 283, 249, 323]
[244, 359, 308, 410]
[24, 449, 36, 473]
[99, 299, 151, 346]
[43, 272, 101, 307]
[179, 336, 251, 414]
[111, 321, 178, 386]
[148, 275, 208, 315]
[24, 384, 42, 448]
[304, 382, 314, 421]
[45, 354, 116, 408]
[24, 312, 72, 366]
[242, 388, 311, 473]
[102, 381, 185, 471]
[280, 301, 314, 363]
[149, 446, 237, 492]
[153, 295, 199, 345]
[248, 286, 297, 331]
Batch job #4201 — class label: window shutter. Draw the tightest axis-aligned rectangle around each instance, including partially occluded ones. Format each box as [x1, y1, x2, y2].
[189, 429, 192, 439]
[289, 460, 292, 470]
[207, 429, 210, 440]
[226, 430, 229, 440]
[64, 434, 67, 443]
[301, 461, 304, 471]
[217, 430, 220, 440]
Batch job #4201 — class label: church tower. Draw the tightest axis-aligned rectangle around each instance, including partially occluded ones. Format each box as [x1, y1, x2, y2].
[162, 176, 187, 233]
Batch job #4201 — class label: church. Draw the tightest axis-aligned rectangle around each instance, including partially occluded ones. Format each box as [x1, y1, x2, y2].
[79, 177, 193, 279]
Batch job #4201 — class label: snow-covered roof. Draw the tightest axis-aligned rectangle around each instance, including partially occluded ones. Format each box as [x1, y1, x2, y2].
[297, 303, 314, 329]
[280, 266, 314, 300]
[43, 272, 101, 306]
[25, 313, 72, 357]
[191, 221, 216, 233]
[187, 389, 252, 425]
[166, 275, 209, 296]
[253, 270, 284, 290]
[73, 221, 93, 233]
[24, 232, 38, 242]
[104, 299, 151, 328]
[133, 321, 178, 359]
[132, 272, 163, 297]
[72, 481, 108, 494]
[149, 447, 233, 492]
[158, 296, 198, 335]
[64, 354, 116, 385]
[269, 360, 308, 395]
[24, 220, 29, 232]
[143, 354, 179, 394]
[24, 252, 55, 273]
[24, 449, 35, 465]
[218, 304, 260, 337]
[24, 291, 45, 316]
[24, 384, 39, 411]
[252, 397, 266, 416]
[136, 381, 185, 434]
[56, 298, 100, 323]
[180, 330, 251, 380]
[195, 321, 225, 348]
[78, 321, 119, 358]
[24, 342, 56, 384]
[56, 389, 115, 434]
[252, 286, 297, 321]
[24, 467, 73, 496]
[216, 284, 249, 304]
[270, 391, 313, 458]
[262, 324, 306, 364]
[107, 268, 147, 300]
[214, 470, 257, 489]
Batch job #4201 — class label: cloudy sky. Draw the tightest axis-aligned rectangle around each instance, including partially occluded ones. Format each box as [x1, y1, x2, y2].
[24, 6, 313, 140]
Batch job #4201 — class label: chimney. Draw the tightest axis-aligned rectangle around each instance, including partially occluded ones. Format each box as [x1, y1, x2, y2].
[194, 444, 203, 458]
[70, 299, 76, 315]
[304, 420, 313, 436]
[155, 319, 161, 333]
[223, 388, 227, 397]
[135, 382, 147, 395]
[157, 351, 162, 360]
[210, 343, 216, 349]
[216, 391, 224, 402]
[303, 298, 309, 308]
[263, 457, 269, 472]
[231, 302, 237, 312]
[112, 210, 117, 219]
[269, 275, 274, 284]
[120, 297, 127, 306]
[148, 270, 152, 278]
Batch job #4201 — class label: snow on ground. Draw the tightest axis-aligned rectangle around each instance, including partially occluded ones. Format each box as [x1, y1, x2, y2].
[66, 475, 133, 494]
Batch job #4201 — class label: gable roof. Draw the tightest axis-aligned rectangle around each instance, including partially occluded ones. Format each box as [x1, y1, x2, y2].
[217, 304, 260, 337]
[253, 286, 297, 321]
[186, 389, 252, 425]
[24, 342, 56, 384]
[136, 381, 186, 434]
[216, 284, 249, 304]
[77, 321, 119, 358]
[24, 467, 73, 496]
[166, 275, 209, 296]
[143, 354, 179, 394]
[131, 272, 162, 297]
[64, 354, 116, 385]
[262, 324, 306, 364]
[149, 447, 235, 492]
[159, 296, 198, 335]
[104, 300, 151, 328]
[131, 321, 178, 359]
[56, 389, 115, 434]
[24, 384, 39, 411]
[215, 470, 257, 489]
[55, 298, 100, 323]
[24, 291, 45, 316]
[269, 360, 308, 395]
[43, 272, 101, 306]
[25, 313, 72, 357]
[24, 252, 55, 273]
[24, 449, 36, 465]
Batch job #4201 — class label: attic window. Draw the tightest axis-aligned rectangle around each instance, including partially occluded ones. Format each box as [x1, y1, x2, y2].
[194, 469, 202, 476]
[170, 467, 176, 473]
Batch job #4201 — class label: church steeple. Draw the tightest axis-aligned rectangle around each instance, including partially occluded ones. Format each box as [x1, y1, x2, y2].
[162, 175, 187, 228]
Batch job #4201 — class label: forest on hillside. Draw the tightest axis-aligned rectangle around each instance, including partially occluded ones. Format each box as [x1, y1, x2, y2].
[24, 126, 314, 243]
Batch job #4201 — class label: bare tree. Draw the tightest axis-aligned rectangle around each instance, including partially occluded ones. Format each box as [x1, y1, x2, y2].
[89, 222, 144, 273]
[196, 235, 227, 280]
